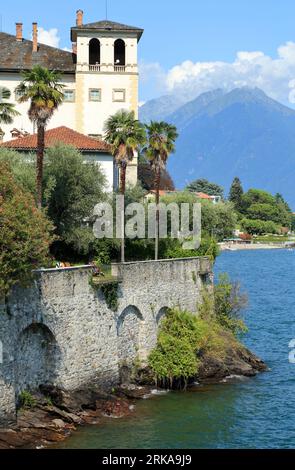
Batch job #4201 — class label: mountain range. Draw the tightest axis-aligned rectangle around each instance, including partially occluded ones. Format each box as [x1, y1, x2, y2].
[139, 87, 295, 208]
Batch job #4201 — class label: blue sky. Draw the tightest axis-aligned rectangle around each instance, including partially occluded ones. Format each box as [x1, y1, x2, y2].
[2, 1, 295, 103]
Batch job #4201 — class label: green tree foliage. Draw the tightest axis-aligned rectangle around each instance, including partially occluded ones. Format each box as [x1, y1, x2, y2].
[16, 66, 65, 208]
[241, 188, 292, 229]
[0, 86, 20, 125]
[144, 121, 178, 260]
[0, 149, 36, 195]
[149, 274, 248, 389]
[240, 218, 279, 235]
[160, 191, 236, 241]
[229, 177, 244, 212]
[43, 144, 107, 257]
[214, 274, 248, 336]
[186, 178, 224, 198]
[0, 162, 54, 297]
[104, 110, 146, 262]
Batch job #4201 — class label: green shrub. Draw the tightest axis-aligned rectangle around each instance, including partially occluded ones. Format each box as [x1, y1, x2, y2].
[19, 390, 36, 409]
[213, 274, 248, 336]
[148, 308, 228, 388]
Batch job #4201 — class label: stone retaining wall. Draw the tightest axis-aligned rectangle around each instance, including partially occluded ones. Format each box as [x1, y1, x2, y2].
[0, 257, 212, 425]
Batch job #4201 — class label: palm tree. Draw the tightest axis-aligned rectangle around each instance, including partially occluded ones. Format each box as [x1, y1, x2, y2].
[145, 121, 178, 260]
[104, 110, 146, 262]
[0, 87, 20, 131]
[16, 66, 65, 208]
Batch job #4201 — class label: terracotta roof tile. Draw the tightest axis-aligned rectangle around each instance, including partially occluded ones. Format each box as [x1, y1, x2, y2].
[195, 192, 213, 199]
[1, 126, 111, 153]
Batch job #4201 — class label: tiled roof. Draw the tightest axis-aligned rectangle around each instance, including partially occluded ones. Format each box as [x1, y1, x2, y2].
[0, 32, 76, 73]
[1, 126, 111, 153]
[71, 20, 143, 41]
[195, 192, 213, 199]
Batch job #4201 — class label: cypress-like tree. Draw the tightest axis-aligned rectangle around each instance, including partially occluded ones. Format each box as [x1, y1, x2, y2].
[229, 177, 244, 212]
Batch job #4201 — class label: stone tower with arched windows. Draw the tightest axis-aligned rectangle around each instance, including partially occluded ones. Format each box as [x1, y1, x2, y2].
[71, 12, 144, 185]
[0, 10, 143, 187]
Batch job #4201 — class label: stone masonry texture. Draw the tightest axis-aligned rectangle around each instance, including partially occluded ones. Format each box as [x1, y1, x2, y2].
[0, 257, 213, 425]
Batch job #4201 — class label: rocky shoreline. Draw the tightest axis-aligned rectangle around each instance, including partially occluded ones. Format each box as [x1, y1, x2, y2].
[0, 341, 267, 449]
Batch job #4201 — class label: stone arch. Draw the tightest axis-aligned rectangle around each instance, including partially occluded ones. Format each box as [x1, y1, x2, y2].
[117, 305, 143, 367]
[114, 39, 126, 66]
[89, 38, 101, 65]
[156, 307, 169, 325]
[15, 323, 61, 395]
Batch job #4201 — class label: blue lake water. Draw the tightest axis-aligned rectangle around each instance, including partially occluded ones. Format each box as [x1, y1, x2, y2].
[58, 250, 295, 449]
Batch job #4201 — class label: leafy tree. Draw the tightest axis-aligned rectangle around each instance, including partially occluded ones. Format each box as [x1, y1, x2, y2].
[0, 86, 20, 127]
[0, 162, 53, 297]
[247, 203, 282, 223]
[0, 148, 36, 195]
[16, 66, 65, 208]
[160, 191, 236, 241]
[242, 189, 292, 227]
[43, 144, 107, 257]
[186, 178, 224, 198]
[104, 110, 146, 262]
[214, 274, 248, 336]
[145, 121, 178, 260]
[240, 218, 279, 235]
[210, 201, 237, 240]
[229, 177, 244, 212]
[242, 189, 274, 209]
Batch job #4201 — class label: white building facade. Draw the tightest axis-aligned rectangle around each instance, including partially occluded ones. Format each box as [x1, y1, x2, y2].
[0, 10, 143, 186]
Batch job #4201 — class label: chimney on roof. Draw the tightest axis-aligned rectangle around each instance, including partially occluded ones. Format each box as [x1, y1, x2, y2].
[76, 9, 84, 27]
[32, 22, 38, 52]
[72, 42, 77, 55]
[15, 23, 23, 41]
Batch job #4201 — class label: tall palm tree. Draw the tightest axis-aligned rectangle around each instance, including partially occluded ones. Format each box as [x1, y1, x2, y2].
[16, 66, 65, 208]
[0, 87, 20, 130]
[145, 121, 178, 260]
[104, 110, 146, 262]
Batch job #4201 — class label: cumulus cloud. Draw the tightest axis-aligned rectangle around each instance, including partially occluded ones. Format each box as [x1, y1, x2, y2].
[147, 41, 295, 105]
[139, 61, 168, 97]
[38, 27, 60, 48]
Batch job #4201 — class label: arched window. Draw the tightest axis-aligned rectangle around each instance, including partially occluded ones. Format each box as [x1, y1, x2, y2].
[89, 38, 101, 65]
[114, 39, 126, 66]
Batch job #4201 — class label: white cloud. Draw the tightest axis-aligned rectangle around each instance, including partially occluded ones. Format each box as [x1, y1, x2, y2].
[139, 61, 168, 97]
[38, 27, 60, 48]
[146, 41, 295, 105]
[139, 101, 146, 107]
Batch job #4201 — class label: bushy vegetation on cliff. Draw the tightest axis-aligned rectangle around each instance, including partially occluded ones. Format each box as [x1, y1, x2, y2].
[0, 162, 54, 297]
[148, 275, 248, 389]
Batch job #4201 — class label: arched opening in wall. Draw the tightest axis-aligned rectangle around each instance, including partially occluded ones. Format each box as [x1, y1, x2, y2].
[89, 38, 101, 65]
[156, 307, 169, 325]
[15, 324, 61, 396]
[114, 39, 126, 67]
[117, 306, 143, 374]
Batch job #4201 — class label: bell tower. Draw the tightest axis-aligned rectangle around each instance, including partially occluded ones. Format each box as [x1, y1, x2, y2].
[71, 11, 143, 135]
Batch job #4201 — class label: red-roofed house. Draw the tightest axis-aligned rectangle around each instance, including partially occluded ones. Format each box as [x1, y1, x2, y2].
[1, 126, 117, 191]
[195, 192, 221, 204]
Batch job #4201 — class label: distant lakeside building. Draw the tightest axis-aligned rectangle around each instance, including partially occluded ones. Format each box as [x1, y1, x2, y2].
[0, 9, 143, 189]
